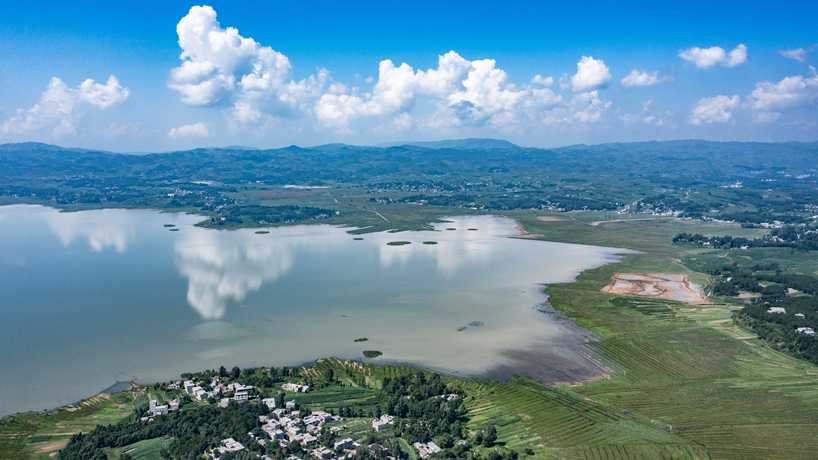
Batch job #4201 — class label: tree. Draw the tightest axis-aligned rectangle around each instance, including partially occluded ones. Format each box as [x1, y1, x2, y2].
[231, 366, 241, 379]
[482, 425, 497, 447]
[219, 366, 228, 377]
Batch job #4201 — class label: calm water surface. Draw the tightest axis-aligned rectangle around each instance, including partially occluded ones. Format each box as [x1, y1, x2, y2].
[0, 205, 624, 415]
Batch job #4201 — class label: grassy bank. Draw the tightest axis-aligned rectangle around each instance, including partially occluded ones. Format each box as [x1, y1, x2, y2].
[0, 391, 142, 459]
[465, 213, 818, 459]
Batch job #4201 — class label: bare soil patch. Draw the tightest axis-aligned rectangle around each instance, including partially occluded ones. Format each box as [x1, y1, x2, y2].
[589, 217, 674, 227]
[601, 272, 708, 304]
[33, 440, 67, 454]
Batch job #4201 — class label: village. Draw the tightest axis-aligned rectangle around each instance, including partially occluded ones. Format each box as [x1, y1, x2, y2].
[142, 375, 444, 460]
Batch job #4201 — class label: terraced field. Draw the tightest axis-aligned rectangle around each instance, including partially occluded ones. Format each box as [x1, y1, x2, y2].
[466, 379, 708, 459]
[105, 436, 173, 459]
[467, 215, 818, 459]
[0, 390, 142, 459]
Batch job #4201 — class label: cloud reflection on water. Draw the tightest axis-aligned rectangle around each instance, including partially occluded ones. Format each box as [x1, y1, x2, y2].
[45, 208, 136, 253]
[376, 216, 509, 276]
[174, 229, 297, 320]
[171, 216, 513, 321]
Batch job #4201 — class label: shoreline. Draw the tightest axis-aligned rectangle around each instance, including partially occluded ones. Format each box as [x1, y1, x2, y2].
[0, 212, 629, 419]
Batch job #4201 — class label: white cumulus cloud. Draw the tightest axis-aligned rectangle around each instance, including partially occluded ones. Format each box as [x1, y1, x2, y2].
[168, 122, 210, 139]
[748, 70, 818, 121]
[689, 94, 741, 125]
[570, 56, 611, 92]
[167, 6, 614, 135]
[679, 44, 747, 69]
[620, 69, 667, 87]
[170, 5, 324, 125]
[570, 91, 611, 122]
[1, 75, 129, 136]
[315, 51, 567, 130]
[531, 74, 554, 86]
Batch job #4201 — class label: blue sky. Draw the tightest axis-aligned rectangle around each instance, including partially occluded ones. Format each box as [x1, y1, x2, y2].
[0, 1, 816, 150]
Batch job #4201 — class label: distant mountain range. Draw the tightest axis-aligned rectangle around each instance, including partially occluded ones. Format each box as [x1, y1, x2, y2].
[2, 138, 818, 228]
[3, 138, 817, 157]
[379, 138, 520, 150]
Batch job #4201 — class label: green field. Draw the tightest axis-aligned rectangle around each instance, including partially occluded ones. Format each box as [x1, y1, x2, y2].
[463, 214, 818, 459]
[105, 437, 174, 460]
[0, 391, 142, 459]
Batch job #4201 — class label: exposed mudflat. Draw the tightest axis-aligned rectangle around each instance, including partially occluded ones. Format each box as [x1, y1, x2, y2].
[601, 272, 708, 304]
[485, 302, 609, 385]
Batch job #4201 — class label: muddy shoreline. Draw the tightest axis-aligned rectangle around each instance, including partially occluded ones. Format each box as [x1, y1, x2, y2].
[483, 296, 610, 385]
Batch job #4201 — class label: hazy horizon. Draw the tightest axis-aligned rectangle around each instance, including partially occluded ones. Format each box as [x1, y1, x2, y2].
[4, 136, 818, 156]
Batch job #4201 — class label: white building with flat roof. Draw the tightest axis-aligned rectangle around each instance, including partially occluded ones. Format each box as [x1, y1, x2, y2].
[797, 327, 816, 336]
[414, 441, 442, 459]
[372, 414, 395, 431]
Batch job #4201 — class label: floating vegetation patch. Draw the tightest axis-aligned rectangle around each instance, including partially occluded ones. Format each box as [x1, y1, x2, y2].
[255, 230, 270, 234]
[168, 228, 180, 232]
[457, 320, 485, 332]
[386, 241, 411, 246]
[353, 237, 364, 240]
[422, 241, 438, 245]
[446, 228, 457, 231]
[163, 224, 176, 228]
[353, 337, 368, 342]
[467, 228, 479, 231]
[362, 350, 383, 358]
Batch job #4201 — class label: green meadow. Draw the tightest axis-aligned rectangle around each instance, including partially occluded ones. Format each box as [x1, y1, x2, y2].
[465, 214, 818, 459]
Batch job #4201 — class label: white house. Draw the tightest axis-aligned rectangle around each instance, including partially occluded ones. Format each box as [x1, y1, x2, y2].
[797, 327, 816, 336]
[216, 438, 245, 456]
[334, 438, 355, 450]
[282, 383, 310, 393]
[414, 441, 442, 459]
[311, 447, 334, 459]
[372, 414, 395, 431]
[767, 307, 786, 314]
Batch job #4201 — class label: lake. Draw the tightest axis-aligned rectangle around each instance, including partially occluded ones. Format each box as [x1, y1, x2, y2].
[0, 205, 624, 415]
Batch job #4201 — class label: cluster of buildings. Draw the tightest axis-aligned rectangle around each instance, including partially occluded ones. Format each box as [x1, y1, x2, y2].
[171, 377, 258, 404]
[256, 403, 343, 449]
[766, 308, 816, 337]
[139, 398, 180, 422]
[165, 377, 453, 460]
[413, 441, 442, 459]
